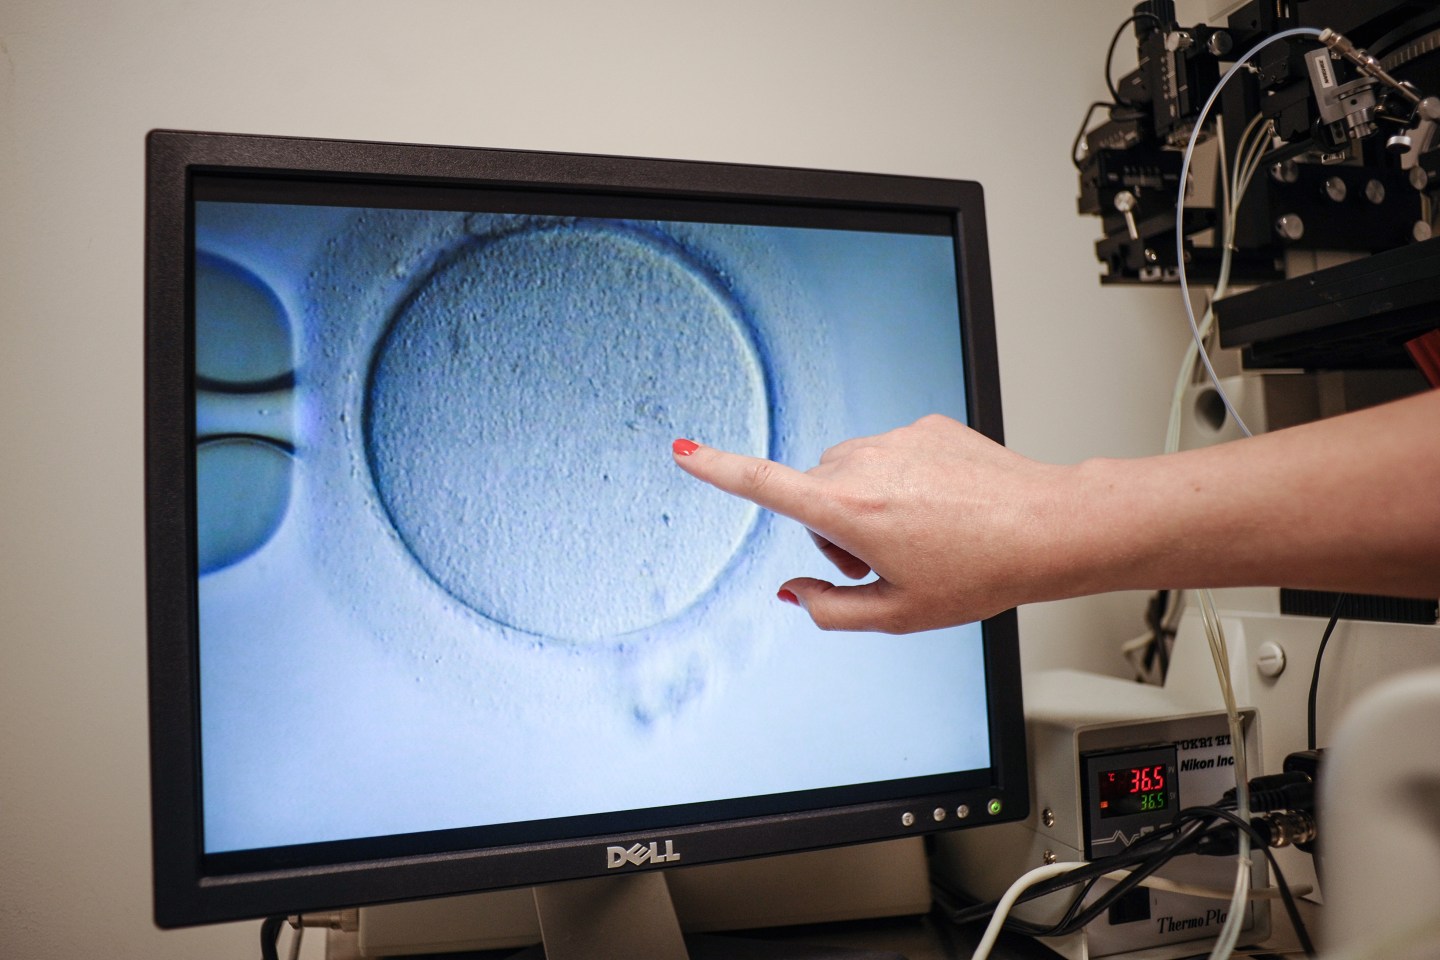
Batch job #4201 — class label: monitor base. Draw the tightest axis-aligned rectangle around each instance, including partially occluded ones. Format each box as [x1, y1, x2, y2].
[520, 872, 905, 960]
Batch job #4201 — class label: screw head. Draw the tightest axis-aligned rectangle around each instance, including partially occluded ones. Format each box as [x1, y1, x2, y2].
[1256, 640, 1286, 678]
[1042, 808, 1056, 828]
[1270, 160, 1299, 184]
[1275, 214, 1305, 241]
[1043, 849, 1058, 865]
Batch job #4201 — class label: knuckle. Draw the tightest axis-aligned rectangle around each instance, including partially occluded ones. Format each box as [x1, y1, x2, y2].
[743, 459, 776, 494]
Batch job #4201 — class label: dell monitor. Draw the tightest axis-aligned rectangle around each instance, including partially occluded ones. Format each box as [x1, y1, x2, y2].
[143, 129, 1027, 951]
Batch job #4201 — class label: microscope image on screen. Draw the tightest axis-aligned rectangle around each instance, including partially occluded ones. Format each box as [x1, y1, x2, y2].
[190, 198, 990, 854]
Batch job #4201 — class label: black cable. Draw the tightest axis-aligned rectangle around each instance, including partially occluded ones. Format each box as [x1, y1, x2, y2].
[1081, 808, 1313, 956]
[1306, 594, 1347, 750]
[1184, 806, 1317, 957]
[934, 812, 1213, 932]
[934, 806, 1316, 954]
[1074, 13, 1163, 172]
[1106, 12, 1164, 106]
[1072, 100, 1115, 169]
[1039, 818, 1214, 937]
[1020, 818, 1211, 938]
[1154, 590, 1172, 681]
[260, 916, 286, 960]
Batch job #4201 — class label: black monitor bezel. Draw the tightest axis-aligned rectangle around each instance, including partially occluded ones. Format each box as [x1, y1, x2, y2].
[145, 129, 1026, 928]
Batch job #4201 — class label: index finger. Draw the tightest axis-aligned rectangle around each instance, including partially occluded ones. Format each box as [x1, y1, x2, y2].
[672, 438, 827, 526]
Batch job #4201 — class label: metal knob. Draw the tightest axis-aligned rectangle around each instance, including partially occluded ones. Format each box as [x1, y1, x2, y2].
[1387, 134, 1413, 156]
[1271, 160, 1299, 184]
[1275, 214, 1305, 241]
[1114, 190, 1140, 241]
[1165, 31, 1194, 52]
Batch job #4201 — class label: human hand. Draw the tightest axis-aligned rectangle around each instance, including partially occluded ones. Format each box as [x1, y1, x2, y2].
[672, 414, 1079, 633]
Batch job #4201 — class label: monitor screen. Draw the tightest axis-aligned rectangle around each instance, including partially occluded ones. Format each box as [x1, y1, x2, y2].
[145, 130, 1027, 929]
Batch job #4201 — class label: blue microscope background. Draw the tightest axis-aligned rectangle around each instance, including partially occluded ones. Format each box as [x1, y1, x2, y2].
[193, 199, 993, 854]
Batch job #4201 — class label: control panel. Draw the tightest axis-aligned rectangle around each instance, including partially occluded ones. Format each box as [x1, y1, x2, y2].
[932, 670, 1267, 960]
[1081, 744, 1179, 859]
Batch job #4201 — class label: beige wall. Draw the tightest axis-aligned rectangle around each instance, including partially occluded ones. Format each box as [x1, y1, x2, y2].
[0, 2, 1188, 956]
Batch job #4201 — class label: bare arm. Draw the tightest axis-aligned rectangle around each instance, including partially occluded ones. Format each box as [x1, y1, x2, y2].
[671, 390, 1440, 633]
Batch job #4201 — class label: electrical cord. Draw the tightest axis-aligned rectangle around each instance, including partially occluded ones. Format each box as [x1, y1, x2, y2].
[1143, 109, 1271, 687]
[1196, 587, 1254, 960]
[1307, 593, 1348, 750]
[1072, 101, 1120, 170]
[941, 805, 1316, 958]
[935, 815, 1202, 932]
[1172, 32, 1326, 960]
[941, 811, 1216, 936]
[1105, 12, 1164, 106]
[1075, 12, 1169, 173]
[1186, 806, 1316, 956]
[1164, 108, 1271, 456]
[260, 916, 286, 960]
[1103, 870, 1312, 902]
[260, 915, 303, 960]
[966, 862, 1088, 960]
[1175, 27, 1325, 439]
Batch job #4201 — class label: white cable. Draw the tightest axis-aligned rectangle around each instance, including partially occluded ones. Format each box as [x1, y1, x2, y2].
[1164, 111, 1268, 455]
[1103, 869, 1312, 901]
[1197, 588, 1253, 960]
[968, 861, 1090, 960]
[1173, 36, 1322, 954]
[1175, 27, 1325, 440]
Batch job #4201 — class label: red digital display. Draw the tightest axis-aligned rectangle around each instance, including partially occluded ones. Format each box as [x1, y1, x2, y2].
[1097, 764, 1167, 819]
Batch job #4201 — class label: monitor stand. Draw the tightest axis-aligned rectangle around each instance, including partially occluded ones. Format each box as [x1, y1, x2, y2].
[521, 871, 906, 960]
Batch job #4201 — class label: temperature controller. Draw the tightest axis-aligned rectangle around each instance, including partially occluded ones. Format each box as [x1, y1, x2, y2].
[1080, 745, 1179, 859]
[931, 670, 1266, 960]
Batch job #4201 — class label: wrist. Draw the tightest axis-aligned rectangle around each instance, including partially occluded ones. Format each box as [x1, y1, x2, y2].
[995, 458, 1119, 607]
[1045, 456, 1165, 600]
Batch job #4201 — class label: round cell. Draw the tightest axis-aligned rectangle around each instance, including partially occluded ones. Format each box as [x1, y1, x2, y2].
[195, 252, 294, 390]
[195, 436, 294, 574]
[365, 223, 771, 644]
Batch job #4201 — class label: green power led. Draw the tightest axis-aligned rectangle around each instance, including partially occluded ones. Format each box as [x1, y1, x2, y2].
[987, 799, 1003, 816]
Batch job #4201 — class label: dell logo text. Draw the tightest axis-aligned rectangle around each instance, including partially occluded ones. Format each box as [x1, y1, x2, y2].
[606, 840, 681, 869]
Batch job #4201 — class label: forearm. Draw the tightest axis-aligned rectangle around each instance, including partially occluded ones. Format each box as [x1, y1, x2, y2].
[1061, 390, 1440, 600]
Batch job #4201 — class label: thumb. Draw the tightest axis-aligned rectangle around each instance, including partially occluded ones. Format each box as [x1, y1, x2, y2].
[778, 577, 904, 633]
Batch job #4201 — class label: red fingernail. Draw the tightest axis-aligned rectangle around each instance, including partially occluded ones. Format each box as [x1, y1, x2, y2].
[777, 589, 799, 606]
[673, 438, 699, 457]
